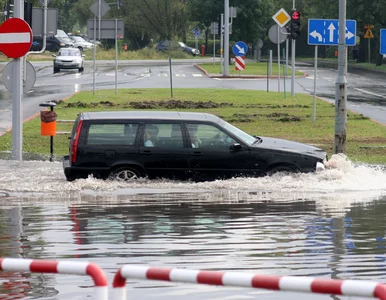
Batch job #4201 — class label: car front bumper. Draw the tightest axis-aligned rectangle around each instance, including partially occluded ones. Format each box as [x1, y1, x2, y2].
[54, 62, 83, 69]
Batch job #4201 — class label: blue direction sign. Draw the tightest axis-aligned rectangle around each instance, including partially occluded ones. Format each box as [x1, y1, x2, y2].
[380, 29, 386, 55]
[232, 41, 248, 56]
[192, 27, 200, 37]
[308, 19, 356, 46]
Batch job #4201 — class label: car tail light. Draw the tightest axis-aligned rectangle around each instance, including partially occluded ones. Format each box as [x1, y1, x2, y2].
[71, 120, 83, 163]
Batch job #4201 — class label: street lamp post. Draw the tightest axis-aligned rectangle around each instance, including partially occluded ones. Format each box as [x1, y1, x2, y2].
[334, 0, 347, 153]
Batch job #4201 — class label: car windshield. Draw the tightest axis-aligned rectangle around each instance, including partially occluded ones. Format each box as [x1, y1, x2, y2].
[219, 119, 257, 146]
[73, 36, 85, 42]
[59, 49, 80, 56]
[178, 42, 187, 47]
[56, 29, 68, 38]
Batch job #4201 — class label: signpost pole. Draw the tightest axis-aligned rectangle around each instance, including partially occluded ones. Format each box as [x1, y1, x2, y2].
[115, 18, 118, 95]
[267, 49, 269, 92]
[98, 0, 101, 40]
[277, 25, 280, 93]
[285, 38, 289, 76]
[224, 0, 229, 76]
[283, 48, 286, 98]
[220, 14, 223, 74]
[334, 0, 347, 154]
[12, 0, 23, 160]
[93, 16, 96, 94]
[368, 38, 370, 63]
[213, 24, 216, 66]
[313, 45, 318, 123]
[169, 56, 173, 98]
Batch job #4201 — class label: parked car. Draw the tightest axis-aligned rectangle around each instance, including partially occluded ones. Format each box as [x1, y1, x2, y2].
[30, 35, 73, 52]
[53, 47, 84, 73]
[156, 41, 200, 56]
[70, 35, 94, 51]
[63, 111, 327, 182]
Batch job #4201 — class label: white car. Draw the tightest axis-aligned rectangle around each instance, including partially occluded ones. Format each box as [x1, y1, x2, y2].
[53, 47, 85, 73]
[71, 36, 94, 51]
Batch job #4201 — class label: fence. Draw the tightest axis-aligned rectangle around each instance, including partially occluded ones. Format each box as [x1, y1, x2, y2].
[113, 264, 386, 300]
[0, 258, 108, 300]
[1, 258, 386, 300]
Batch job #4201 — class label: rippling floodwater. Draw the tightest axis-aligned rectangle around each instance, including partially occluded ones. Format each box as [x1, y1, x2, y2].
[0, 154, 386, 299]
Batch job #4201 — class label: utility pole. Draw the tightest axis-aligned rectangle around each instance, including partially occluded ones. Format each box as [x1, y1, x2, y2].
[224, 0, 229, 76]
[334, 0, 347, 153]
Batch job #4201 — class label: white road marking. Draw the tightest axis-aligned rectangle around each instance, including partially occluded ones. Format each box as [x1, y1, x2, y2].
[175, 74, 185, 77]
[192, 73, 203, 77]
[354, 88, 386, 99]
[158, 73, 168, 77]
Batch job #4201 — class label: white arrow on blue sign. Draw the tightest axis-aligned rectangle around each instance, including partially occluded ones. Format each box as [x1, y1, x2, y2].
[308, 19, 356, 46]
[232, 41, 248, 56]
[380, 29, 386, 55]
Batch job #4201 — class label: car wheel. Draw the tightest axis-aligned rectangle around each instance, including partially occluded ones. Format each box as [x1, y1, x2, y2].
[109, 166, 144, 181]
[266, 165, 297, 176]
[79, 67, 84, 72]
[78, 46, 83, 52]
[53, 67, 60, 74]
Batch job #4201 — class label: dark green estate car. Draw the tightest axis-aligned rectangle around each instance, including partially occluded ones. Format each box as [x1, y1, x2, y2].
[63, 111, 327, 182]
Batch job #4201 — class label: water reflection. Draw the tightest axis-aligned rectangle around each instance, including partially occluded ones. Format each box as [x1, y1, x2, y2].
[0, 154, 386, 299]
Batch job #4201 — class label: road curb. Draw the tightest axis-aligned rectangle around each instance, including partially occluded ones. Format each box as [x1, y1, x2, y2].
[194, 64, 308, 79]
[0, 92, 78, 137]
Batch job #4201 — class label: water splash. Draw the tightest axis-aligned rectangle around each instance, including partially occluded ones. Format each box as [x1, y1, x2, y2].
[0, 154, 385, 200]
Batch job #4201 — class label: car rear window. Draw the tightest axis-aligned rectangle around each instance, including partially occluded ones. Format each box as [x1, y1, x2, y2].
[86, 123, 138, 146]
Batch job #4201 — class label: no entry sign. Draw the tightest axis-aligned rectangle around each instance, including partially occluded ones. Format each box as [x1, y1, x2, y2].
[235, 56, 245, 71]
[0, 18, 32, 58]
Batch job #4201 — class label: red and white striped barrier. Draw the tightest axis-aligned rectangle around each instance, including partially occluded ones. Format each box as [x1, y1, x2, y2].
[235, 55, 245, 70]
[112, 265, 386, 300]
[0, 258, 108, 300]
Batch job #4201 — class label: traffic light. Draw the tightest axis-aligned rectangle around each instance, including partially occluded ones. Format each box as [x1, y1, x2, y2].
[290, 9, 301, 39]
[24, 2, 33, 28]
[4, 0, 13, 20]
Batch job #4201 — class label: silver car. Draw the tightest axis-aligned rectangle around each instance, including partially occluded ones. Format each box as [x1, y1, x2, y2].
[53, 48, 85, 73]
[71, 36, 94, 51]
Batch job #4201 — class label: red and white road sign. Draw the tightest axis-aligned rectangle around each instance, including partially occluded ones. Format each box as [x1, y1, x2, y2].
[235, 56, 245, 71]
[0, 18, 32, 58]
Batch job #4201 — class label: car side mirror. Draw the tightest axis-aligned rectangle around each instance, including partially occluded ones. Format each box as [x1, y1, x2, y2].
[230, 143, 242, 151]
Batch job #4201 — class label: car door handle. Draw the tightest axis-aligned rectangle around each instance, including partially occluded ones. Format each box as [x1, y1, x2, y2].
[140, 150, 153, 155]
[190, 152, 203, 156]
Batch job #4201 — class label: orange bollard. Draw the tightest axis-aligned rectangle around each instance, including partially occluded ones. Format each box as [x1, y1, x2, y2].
[40, 111, 57, 136]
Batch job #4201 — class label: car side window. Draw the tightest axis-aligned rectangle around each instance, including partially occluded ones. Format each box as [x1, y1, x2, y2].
[143, 123, 184, 148]
[187, 124, 236, 149]
[86, 123, 138, 146]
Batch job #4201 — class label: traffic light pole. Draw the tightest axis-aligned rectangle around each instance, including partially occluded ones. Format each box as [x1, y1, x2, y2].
[291, 1, 295, 96]
[334, 0, 347, 154]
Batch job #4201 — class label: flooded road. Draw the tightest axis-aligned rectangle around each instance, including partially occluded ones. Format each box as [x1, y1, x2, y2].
[1, 155, 386, 299]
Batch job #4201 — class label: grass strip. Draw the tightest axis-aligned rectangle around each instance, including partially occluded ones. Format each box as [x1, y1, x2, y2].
[0, 88, 385, 164]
